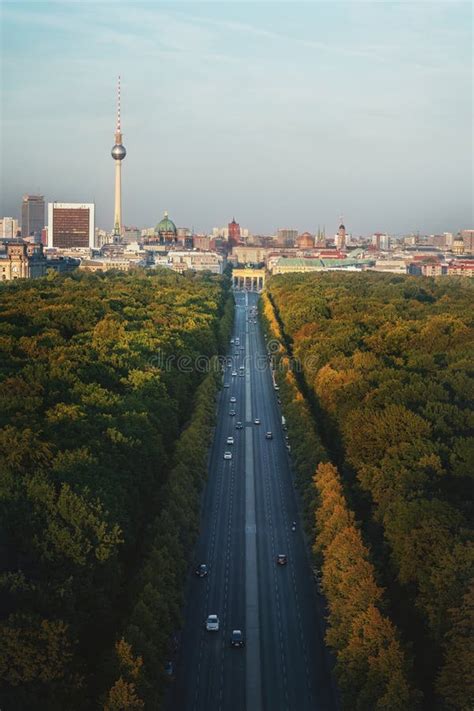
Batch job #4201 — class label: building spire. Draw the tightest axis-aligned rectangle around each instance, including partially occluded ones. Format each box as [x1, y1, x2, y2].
[116, 75, 121, 133]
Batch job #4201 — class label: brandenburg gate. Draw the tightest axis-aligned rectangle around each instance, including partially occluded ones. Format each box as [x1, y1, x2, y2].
[232, 268, 266, 292]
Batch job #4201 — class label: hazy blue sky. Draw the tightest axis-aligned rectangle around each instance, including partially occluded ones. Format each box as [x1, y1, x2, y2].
[1, 1, 472, 235]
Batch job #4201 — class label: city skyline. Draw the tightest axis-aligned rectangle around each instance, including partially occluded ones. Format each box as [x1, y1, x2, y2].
[1, 1, 472, 235]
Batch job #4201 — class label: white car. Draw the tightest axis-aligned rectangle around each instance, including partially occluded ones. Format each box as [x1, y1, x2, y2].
[206, 614, 220, 631]
[227, 436, 234, 445]
[230, 396, 236, 403]
[232, 371, 237, 377]
[223, 383, 230, 388]
[224, 451, 232, 460]
[254, 418, 261, 425]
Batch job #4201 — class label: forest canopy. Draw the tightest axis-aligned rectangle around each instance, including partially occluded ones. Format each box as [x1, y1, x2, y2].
[267, 272, 474, 710]
[0, 269, 230, 709]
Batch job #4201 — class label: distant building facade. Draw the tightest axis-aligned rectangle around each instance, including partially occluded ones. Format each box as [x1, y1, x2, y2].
[232, 245, 267, 264]
[155, 211, 178, 243]
[48, 203, 95, 249]
[153, 250, 224, 274]
[461, 230, 474, 254]
[452, 236, 465, 255]
[228, 218, 241, 246]
[0, 217, 20, 239]
[193, 235, 211, 251]
[0, 241, 47, 280]
[296, 232, 315, 249]
[447, 259, 474, 277]
[270, 256, 374, 275]
[372, 232, 390, 250]
[276, 229, 298, 247]
[335, 223, 347, 250]
[21, 194, 45, 238]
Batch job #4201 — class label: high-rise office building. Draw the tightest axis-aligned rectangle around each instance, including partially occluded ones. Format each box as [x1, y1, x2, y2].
[372, 232, 390, 250]
[21, 194, 45, 238]
[276, 229, 298, 246]
[111, 76, 126, 237]
[47, 203, 95, 249]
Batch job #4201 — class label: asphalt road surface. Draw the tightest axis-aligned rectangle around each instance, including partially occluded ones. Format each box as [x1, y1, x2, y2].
[170, 291, 338, 711]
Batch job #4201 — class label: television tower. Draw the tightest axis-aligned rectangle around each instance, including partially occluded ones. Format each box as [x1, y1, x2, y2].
[111, 76, 126, 238]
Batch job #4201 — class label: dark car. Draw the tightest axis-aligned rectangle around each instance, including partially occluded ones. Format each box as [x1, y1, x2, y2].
[313, 567, 323, 594]
[277, 554, 287, 566]
[236, 421, 243, 429]
[195, 564, 208, 577]
[165, 660, 174, 678]
[230, 629, 245, 648]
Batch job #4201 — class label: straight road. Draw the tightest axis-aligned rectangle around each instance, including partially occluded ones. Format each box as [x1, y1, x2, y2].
[171, 291, 337, 711]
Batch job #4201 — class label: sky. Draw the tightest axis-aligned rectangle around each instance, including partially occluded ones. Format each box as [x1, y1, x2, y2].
[0, 0, 472, 235]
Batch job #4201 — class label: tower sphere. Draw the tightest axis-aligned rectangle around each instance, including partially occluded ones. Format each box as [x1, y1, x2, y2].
[112, 144, 126, 161]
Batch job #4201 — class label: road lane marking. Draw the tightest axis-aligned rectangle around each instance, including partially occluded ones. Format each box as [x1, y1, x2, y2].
[245, 324, 263, 711]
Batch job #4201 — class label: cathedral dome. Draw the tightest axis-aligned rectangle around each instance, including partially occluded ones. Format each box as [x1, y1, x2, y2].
[297, 232, 315, 248]
[156, 211, 177, 235]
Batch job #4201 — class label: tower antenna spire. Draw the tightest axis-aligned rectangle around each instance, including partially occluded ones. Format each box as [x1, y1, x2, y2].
[116, 75, 121, 133]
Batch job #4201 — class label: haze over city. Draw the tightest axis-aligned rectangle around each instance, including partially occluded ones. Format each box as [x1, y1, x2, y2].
[1, 0, 472, 235]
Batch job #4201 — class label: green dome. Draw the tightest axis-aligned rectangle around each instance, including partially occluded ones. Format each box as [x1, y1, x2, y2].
[156, 211, 177, 235]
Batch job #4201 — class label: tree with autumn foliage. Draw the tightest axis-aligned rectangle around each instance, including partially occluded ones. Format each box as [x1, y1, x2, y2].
[268, 271, 474, 707]
[313, 462, 420, 709]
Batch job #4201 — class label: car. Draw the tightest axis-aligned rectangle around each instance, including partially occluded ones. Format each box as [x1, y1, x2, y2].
[236, 421, 243, 429]
[230, 339, 234, 344]
[277, 554, 287, 566]
[313, 567, 323, 594]
[239, 371, 245, 377]
[274, 384, 280, 391]
[277, 397, 282, 404]
[206, 614, 220, 631]
[227, 436, 234, 445]
[265, 431, 273, 439]
[230, 629, 245, 648]
[254, 418, 261, 425]
[195, 563, 208, 577]
[165, 660, 174, 677]
[224, 451, 232, 460]
[229, 409, 236, 416]
[230, 396, 236, 403]
[232, 371, 237, 377]
[286, 444, 291, 452]
[223, 383, 230, 388]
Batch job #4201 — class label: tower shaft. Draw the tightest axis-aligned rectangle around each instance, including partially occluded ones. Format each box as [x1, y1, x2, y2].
[114, 160, 122, 234]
